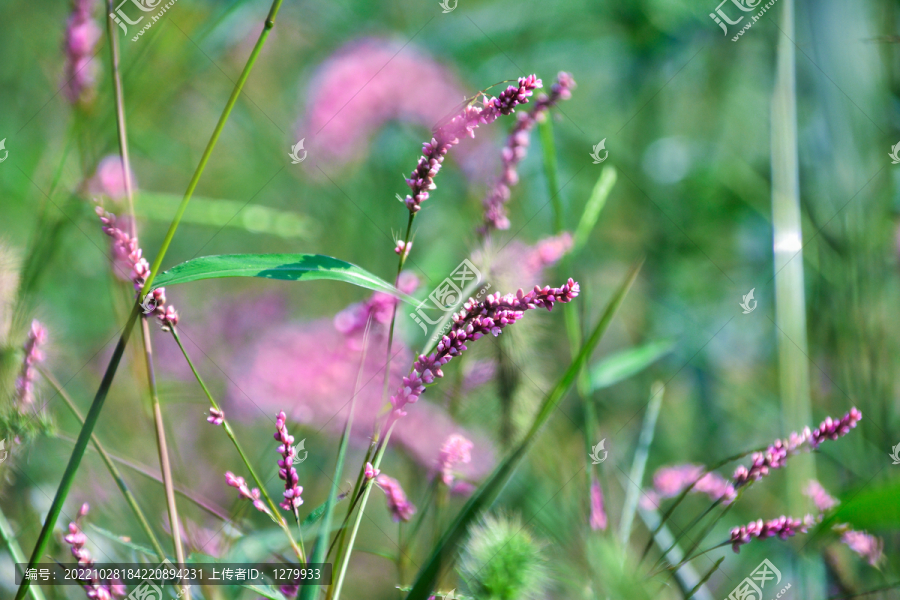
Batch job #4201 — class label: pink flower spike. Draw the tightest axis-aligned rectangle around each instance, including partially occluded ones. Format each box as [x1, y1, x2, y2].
[733, 408, 862, 488]
[841, 530, 883, 566]
[207, 408, 225, 426]
[15, 320, 48, 410]
[589, 480, 607, 531]
[225, 472, 271, 516]
[274, 411, 303, 512]
[804, 480, 838, 513]
[376, 474, 416, 522]
[729, 514, 814, 553]
[437, 433, 473, 486]
[481, 72, 575, 232]
[389, 280, 578, 420]
[402, 75, 543, 214]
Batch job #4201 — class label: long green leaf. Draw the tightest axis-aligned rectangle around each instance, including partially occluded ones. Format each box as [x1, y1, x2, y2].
[152, 254, 415, 303]
[589, 339, 675, 390]
[404, 260, 643, 600]
[573, 166, 617, 254]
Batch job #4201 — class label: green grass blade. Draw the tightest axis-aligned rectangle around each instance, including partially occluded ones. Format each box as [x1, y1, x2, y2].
[0, 506, 46, 600]
[538, 119, 563, 233]
[573, 166, 617, 254]
[404, 260, 643, 600]
[151, 254, 415, 303]
[619, 382, 664, 545]
[589, 339, 675, 390]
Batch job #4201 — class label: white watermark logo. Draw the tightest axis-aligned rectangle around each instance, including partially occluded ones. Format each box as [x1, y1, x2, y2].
[0, 439, 8, 464]
[711, 0, 779, 41]
[140, 293, 158, 315]
[409, 259, 490, 343]
[109, 0, 180, 42]
[289, 139, 307, 164]
[889, 142, 900, 164]
[438, 0, 457, 12]
[740, 288, 757, 314]
[589, 439, 607, 464]
[890, 443, 900, 465]
[0, 138, 8, 163]
[590, 139, 608, 164]
[726, 559, 788, 600]
[295, 438, 308, 463]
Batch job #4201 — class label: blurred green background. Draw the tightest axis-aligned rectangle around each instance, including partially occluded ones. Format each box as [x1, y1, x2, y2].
[0, 0, 898, 597]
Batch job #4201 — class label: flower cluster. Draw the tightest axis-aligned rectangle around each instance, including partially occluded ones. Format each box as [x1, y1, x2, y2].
[639, 464, 736, 510]
[14, 320, 47, 409]
[402, 75, 542, 214]
[364, 462, 380, 481]
[390, 280, 579, 419]
[63, 0, 101, 106]
[275, 411, 304, 512]
[207, 407, 225, 426]
[225, 472, 270, 516]
[437, 434, 473, 485]
[732, 407, 861, 487]
[730, 514, 816, 553]
[481, 72, 575, 232]
[96, 207, 178, 329]
[64, 504, 127, 600]
[376, 474, 416, 522]
[803, 479, 883, 566]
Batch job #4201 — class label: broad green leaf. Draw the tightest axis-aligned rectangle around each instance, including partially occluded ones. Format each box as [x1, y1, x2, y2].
[137, 192, 315, 239]
[574, 166, 617, 254]
[589, 339, 675, 390]
[821, 478, 900, 532]
[151, 254, 415, 304]
[404, 260, 643, 600]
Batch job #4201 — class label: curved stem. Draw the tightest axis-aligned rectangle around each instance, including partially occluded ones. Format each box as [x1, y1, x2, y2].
[140, 317, 188, 598]
[169, 328, 304, 562]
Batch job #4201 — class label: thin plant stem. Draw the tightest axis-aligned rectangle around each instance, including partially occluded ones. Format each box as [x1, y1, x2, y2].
[15, 3, 285, 597]
[57, 433, 232, 522]
[39, 366, 167, 562]
[0, 506, 47, 600]
[139, 317, 189, 597]
[331, 423, 396, 600]
[106, 0, 136, 232]
[169, 328, 304, 562]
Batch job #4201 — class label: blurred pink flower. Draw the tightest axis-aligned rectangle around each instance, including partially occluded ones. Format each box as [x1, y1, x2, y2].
[638, 464, 735, 510]
[87, 155, 138, 201]
[15, 320, 47, 409]
[804, 479, 838, 513]
[437, 433, 473, 486]
[589, 479, 607, 531]
[226, 315, 495, 484]
[472, 232, 573, 292]
[376, 474, 416, 522]
[63, 0, 101, 106]
[841, 530, 883, 566]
